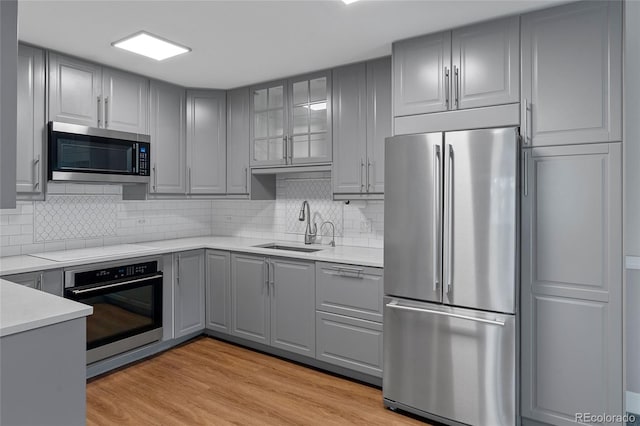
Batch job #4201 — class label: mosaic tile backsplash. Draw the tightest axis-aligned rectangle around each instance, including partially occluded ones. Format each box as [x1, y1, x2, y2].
[0, 177, 383, 256]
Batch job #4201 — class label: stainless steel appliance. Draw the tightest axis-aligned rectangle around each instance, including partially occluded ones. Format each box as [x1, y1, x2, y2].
[383, 127, 519, 426]
[64, 257, 163, 364]
[48, 121, 150, 184]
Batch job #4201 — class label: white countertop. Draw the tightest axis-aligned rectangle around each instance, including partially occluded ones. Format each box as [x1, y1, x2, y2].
[0, 236, 383, 276]
[0, 279, 93, 337]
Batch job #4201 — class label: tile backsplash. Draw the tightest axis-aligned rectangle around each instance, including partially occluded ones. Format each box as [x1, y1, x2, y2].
[0, 176, 383, 257]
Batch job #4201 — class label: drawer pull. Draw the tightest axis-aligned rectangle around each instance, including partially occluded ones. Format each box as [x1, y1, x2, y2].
[329, 266, 364, 278]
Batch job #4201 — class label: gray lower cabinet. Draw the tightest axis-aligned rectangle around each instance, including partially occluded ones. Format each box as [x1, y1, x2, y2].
[315, 262, 383, 377]
[521, 1, 622, 147]
[205, 250, 231, 334]
[16, 43, 45, 197]
[3, 269, 63, 296]
[149, 80, 186, 194]
[332, 57, 391, 198]
[174, 250, 205, 338]
[230, 253, 315, 357]
[186, 90, 226, 194]
[226, 87, 250, 195]
[520, 143, 623, 425]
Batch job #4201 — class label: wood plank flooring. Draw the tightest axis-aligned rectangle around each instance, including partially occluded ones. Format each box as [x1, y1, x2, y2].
[87, 337, 428, 425]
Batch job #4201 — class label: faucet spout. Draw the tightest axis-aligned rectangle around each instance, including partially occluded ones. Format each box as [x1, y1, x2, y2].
[299, 200, 317, 244]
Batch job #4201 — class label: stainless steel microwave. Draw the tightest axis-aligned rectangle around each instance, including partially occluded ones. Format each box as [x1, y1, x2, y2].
[48, 121, 151, 184]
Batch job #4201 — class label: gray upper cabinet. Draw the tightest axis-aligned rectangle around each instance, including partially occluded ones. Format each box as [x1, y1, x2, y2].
[3, 269, 63, 297]
[393, 31, 451, 116]
[393, 16, 519, 117]
[186, 90, 226, 194]
[250, 71, 332, 168]
[16, 44, 45, 196]
[174, 250, 206, 338]
[101, 67, 148, 133]
[49, 53, 150, 132]
[451, 16, 519, 110]
[269, 257, 315, 357]
[149, 80, 186, 194]
[333, 57, 391, 197]
[520, 143, 623, 425]
[231, 253, 270, 344]
[205, 250, 231, 334]
[521, 1, 622, 147]
[49, 53, 102, 127]
[226, 87, 250, 195]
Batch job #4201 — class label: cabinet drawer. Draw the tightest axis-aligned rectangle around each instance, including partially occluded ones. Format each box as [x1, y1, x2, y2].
[316, 262, 383, 322]
[316, 312, 383, 378]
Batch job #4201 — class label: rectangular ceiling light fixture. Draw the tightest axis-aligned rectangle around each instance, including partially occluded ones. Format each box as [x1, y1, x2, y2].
[342, 0, 360, 4]
[112, 31, 191, 61]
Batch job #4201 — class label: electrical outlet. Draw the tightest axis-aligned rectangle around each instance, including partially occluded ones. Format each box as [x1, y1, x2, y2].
[360, 219, 372, 233]
[137, 218, 146, 224]
[225, 215, 233, 222]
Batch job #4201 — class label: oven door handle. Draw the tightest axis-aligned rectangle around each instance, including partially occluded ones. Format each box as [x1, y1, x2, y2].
[68, 273, 163, 296]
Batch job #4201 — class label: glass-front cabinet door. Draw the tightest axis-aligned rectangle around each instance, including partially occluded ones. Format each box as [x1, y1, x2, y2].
[289, 71, 332, 164]
[250, 72, 332, 167]
[250, 81, 287, 166]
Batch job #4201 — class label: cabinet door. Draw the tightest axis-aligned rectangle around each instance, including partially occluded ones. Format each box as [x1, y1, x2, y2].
[250, 81, 287, 167]
[270, 258, 315, 357]
[4, 269, 63, 296]
[149, 80, 186, 194]
[226, 87, 250, 194]
[175, 250, 205, 338]
[393, 31, 451, 116]
[332, 63, 367, 194]
[520, 143, 623, 425]
[230, 253, 269, 344]
[205, 250, 231, 334]
[16, 44, 45, 195]
[102, 68, 149, 133]
[186, 90, 226, 194]
[366, 57, 391, 194]
[48, 53, 102, 127]
[289, 71, 332, 164]
[521, 1, 622, 146]
[451, 16, 519, 110]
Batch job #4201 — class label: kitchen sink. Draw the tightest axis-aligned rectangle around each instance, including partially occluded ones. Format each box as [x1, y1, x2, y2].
[254, 243, 323, 253]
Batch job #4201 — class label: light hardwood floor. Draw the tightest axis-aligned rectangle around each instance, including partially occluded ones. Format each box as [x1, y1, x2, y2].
[87, 337, 428, 425]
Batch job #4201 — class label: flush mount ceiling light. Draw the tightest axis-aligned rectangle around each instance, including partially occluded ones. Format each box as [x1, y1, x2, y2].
[342, 0, 361, 4]
[112, 31, 191, 61]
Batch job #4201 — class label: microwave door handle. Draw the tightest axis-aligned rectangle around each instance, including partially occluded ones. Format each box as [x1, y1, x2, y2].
[68, 274, 163, 296]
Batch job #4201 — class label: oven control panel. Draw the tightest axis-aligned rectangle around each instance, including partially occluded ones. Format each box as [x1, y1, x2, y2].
[73, 261, 158, 287]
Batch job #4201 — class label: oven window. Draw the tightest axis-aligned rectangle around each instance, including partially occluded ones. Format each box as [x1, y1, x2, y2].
[51, 131, 135, 174]
[68, 277, 162, 350]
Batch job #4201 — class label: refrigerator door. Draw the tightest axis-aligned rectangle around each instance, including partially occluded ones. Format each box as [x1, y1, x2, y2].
[443, 127, 518, 314]
[384, 133, 443, 303]
[383, 296, 516, 426]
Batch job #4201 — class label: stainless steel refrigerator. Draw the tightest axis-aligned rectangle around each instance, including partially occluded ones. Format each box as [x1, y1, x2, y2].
[383, 127, 518, 426]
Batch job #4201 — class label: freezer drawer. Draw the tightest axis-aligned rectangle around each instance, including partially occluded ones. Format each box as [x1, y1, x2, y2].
[316, 312, 383, 378]
[383, 297, 516, 426]
[316, 262, 383, 322]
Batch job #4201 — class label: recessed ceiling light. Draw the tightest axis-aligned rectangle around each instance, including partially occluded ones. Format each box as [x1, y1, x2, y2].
[112, 31, 191, 61]
[342, 0, 360, 4]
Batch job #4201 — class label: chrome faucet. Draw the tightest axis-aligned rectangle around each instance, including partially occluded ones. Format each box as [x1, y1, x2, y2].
[298, 200, 317, 245]
[321, 221, 336, 247]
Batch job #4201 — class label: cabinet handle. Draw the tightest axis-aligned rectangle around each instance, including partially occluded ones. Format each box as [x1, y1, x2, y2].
[270, 261, 275, 295]
[104, 96, 109, 128]
[244, 167, 249, 192]
[152, 163, 157, 192]
[176, 256, 180, 286]
[433, 144, 440, 292]
[265, 260, 270, 296]
[523, 98, 529, 145]
[329, 265, 364, 278]
[283, 136, 288, 165]
[444, 67, 450, 109]
[188, 167, 192, 193]
[445, 144, 454, 294]
[523, 150, 529, 197]
[33, 155, 40, 189]
[453, 66, 459, 109]
[97, 96, 102, 127]
[36, 272, 43, 291]
[367, 158, 372, 192]
[360, 159, 365, 192]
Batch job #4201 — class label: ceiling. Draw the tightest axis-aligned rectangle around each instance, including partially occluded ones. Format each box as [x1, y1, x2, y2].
[18, 0, 566, 90]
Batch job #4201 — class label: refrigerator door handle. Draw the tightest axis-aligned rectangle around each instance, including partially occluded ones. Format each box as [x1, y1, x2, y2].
[433, 144, 441, 292]
[385, 301, 505, 326]
[446, 144, 454, 294]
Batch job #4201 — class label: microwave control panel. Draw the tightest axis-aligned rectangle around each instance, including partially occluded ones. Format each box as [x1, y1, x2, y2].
[138, 143, 151, 176]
